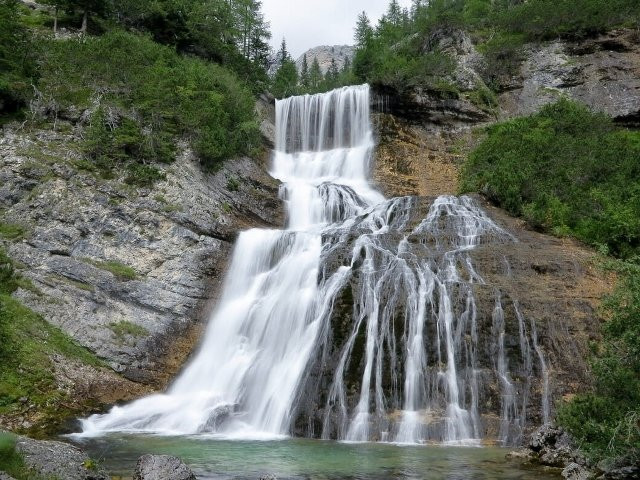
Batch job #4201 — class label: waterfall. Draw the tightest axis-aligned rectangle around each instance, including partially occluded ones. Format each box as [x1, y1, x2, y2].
[79, 85, 551, 445]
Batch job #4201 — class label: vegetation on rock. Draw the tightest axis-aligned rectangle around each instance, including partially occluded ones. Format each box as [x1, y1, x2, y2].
[0, 247, 104, 436]
[350, 0, 640, 92]
[461, 99, 640, 259]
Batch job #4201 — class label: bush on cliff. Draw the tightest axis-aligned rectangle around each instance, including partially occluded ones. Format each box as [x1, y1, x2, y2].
[0, 0, 36, 117]
[461, 99, 640, 259]
[37, 30, 261, 171]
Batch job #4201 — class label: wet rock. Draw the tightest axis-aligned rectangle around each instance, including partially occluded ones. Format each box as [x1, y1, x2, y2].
[259, 475, 278, 480]
[0, 473, 17, 480]
[563, 462, 594, 480]
[292, 197, 610, 442]
[528, 424, 582, 467]
[256, 94, 276, 148]
[15, 436, 108, 480]
[133, 455, 197, 480]
[596, 459, 640, 480]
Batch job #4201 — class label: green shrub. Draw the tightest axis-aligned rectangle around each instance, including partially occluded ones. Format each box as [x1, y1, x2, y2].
[558, 262, 640, 462]
[461, 99, 640, 258]
[494, 0, 640, 41]
[37, 30, 260, 171]
[0, 0, 36, 116]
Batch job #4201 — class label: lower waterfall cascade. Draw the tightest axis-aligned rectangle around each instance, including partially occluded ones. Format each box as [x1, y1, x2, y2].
[79, 84, 550, 446]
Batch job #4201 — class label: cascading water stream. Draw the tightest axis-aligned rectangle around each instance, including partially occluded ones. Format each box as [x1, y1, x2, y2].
[79, 85, 551, 446]
[79, 85, 383, 439]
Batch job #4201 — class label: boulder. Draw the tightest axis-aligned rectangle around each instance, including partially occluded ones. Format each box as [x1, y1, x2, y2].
[133, 454, 197, 480]
[15, 436, 108, 480]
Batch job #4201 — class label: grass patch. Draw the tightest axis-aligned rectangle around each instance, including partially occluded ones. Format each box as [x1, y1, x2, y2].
[86, 259, 137, 281]
[51, 275, 95, 292]
[0, 222, 26, 241]
[108, 320, 148, 341]
[0, 432, 28, 480]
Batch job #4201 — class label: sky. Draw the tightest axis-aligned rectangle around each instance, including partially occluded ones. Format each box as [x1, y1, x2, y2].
[262, 0, 413, 59]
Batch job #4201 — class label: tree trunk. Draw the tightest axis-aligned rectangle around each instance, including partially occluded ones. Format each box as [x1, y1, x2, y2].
[53, 6, 58, 36]
[80, 9, 88, 33]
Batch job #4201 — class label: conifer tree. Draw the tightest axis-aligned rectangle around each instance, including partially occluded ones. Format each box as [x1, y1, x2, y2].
[272, 37, 298, 98]
[308, 57, 322, 90]
[300, 53, 310, 89]
[325, 57, 339, 89]
[354, 11, 373, 48]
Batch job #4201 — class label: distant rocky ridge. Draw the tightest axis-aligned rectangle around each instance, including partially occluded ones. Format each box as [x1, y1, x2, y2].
[295, 45, 355, 74]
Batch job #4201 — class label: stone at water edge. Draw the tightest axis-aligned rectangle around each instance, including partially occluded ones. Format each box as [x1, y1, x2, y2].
[562, 462, 595, 480]
[133, 454, 197, 480]
[14, 436, 109, 480]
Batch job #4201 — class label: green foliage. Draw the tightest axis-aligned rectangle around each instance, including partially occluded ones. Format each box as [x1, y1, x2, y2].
[0, 222, 26, 241]
[37, 30, 260, 170]
[0, 247, 18, 296]
[0, 433, 28, 480]
[558, 262, 640, 462]
[0, 0, 37, 116]
[493, 0, 640, 42]
[108, 320, 148, 340]
[110, 0, 271, 90]
[461, 99, 640, 259]
[87, 259, 138, 280]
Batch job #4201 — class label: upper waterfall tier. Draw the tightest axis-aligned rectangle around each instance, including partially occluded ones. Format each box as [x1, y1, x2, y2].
[275, 85, 372, 153]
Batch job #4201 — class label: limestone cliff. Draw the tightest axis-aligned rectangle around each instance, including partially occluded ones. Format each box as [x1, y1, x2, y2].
[296, 45, 356, 74]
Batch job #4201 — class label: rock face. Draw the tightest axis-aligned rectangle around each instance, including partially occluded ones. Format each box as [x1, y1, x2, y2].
[296, 45, 355, 74]
[133, 455, 196, 480]
[498, 30, 640, 124]
[0, 120, 282, 430]
[15, 436, 109, 479]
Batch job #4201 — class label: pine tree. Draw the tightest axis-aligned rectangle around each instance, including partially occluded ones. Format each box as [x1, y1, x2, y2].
[308, 57, 322, 90]
[325, 57, 339, 89]
[300, 53, 310, 89]
[59, 0, 110, 33]
[386, 0, 403, 26]
[354, 11, 373, 48]
[278, 37, 290, 66]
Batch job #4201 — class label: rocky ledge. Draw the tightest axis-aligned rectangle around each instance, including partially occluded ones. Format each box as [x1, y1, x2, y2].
[511, 425, 640, 480]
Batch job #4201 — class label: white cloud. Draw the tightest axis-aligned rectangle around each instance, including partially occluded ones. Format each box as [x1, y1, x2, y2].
[262, 0, 413, 59]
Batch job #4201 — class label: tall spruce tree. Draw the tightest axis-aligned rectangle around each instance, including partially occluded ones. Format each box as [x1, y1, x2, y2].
[272, 38, 298, 98]
[308, 56, 322, 90]
[354, 11, 373, 48]
[300, 53, 310, 89]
